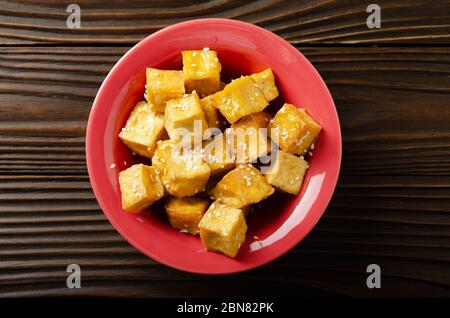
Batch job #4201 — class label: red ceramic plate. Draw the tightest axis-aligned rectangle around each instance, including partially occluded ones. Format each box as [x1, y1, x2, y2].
[86, 18, 341, 274]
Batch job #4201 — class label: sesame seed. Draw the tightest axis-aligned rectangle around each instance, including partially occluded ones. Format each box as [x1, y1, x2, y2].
[136, 217, 144, 223]
[203, 47, 210, 51]
[109, 163, 116, 169]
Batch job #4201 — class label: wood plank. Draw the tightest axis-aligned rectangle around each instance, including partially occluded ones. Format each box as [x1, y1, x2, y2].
[0, 173, 449, 296]
[0, 0, 448, 45]
[0, 45, 449, 296]
[0, 46, 449, 175]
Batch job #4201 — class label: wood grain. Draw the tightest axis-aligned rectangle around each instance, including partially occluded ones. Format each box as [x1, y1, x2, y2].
[0, 46, 449, 176]
[0, 43, 449, 297]
[0, 0, 449, 45]
[1, 0, 450, 298]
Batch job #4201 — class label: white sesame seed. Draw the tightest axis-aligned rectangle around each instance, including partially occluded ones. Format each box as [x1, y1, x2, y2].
[109, 163, 116, 169]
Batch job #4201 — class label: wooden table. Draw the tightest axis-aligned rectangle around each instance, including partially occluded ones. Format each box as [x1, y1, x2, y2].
[1, 0, 449, 298]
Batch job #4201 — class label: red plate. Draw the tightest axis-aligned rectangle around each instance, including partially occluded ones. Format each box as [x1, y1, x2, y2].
[86, 18, 341, 274]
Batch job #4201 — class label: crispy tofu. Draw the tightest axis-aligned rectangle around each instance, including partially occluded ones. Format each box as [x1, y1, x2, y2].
[203, 134, 235, 177]
[264, 150, 308, 195]
[212, 76, 268, 124]
[119, 101, 167, 158]
[145, 68, 185, 112]
[164, 91, 208, 142]
[118, 164, 164, 212]
[200, 94, 225, 130]
[211, 164, 274, 208]
[152, 140, 211, 197]
[165, 196, 210, 235]
[199, 201, 247, 257]
[182, 49, 222, 97]
[268, 103, 321, 155]
[230, 111, 272, 163]
[250, 68, 279, 102]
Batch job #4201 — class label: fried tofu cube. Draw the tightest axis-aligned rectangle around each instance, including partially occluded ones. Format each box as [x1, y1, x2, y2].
[268, 103, 321, 155]
[250, 68, 279, 101]
[145, 68, 185, 112]
[182, 49, 222, 97]
[211, 164, 274, 208]
[212, 76, 268, 124]
[200, 94, 225, 130]
[230, 111, 272, 163]
[164, 91, 208, 141]
[264, 150, 308, 195]
[118, 164, 164, 212]
[232, 111, 271, 130]
[165, 196, 210, 235]
[118, 101, 167, 158]
[203, 134, 235, 177]
[152, 140, 211, 197]
[199, 201, 247, 257]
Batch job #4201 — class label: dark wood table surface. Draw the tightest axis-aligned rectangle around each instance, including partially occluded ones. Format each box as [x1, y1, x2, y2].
[1, 0, 449, 298]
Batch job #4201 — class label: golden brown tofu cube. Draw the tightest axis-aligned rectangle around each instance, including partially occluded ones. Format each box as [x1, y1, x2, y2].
[164, 91, 208, 141]
[118, 164, 164, 212]
[152, 140, 211, 197]
[250, 68, 279, 102]
[119, 101, 167, 158]
[182, 49, 222, 97]
[212, 76, 268, 124]
[199, 201, 247, 257]
[232, 111, 271, 130]
[200, 94, 225, 130]
[145, 68, 185, 112]
[268, 103, 321, 155]
[230, 111, 272, 163]
[203, 134, 235, 177]
[211, 164, 274, 208]
[165, 196, 210, 235]
[264, 150, 308, 195]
